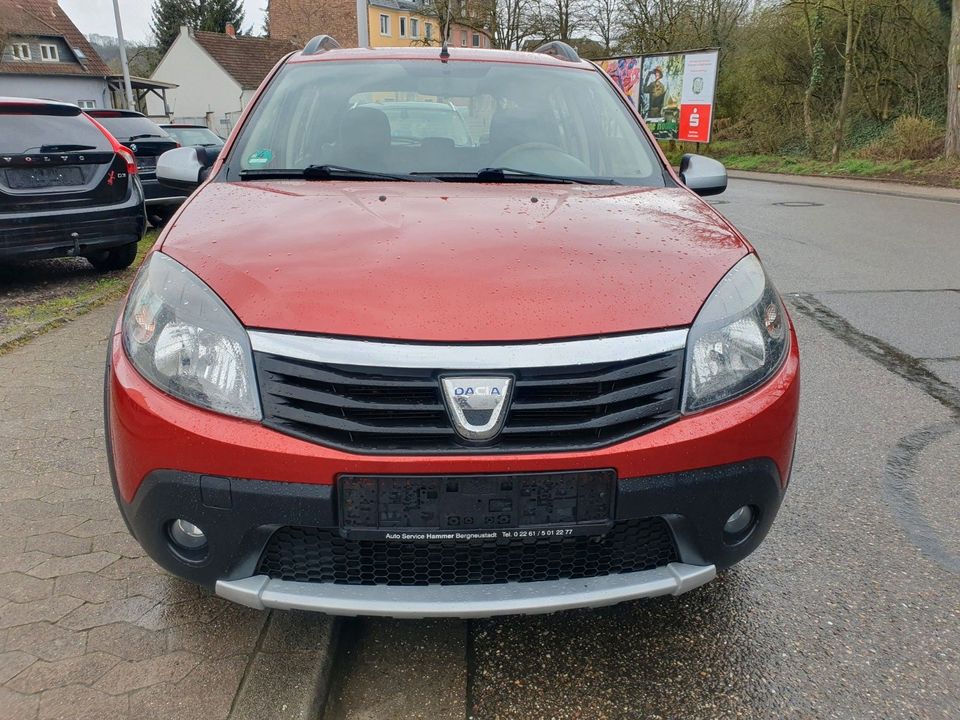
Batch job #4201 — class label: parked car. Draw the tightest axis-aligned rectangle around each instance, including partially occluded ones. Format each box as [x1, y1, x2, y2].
[106, 41, 800, 618]
[159, 124, 225, 158]
[87, 110, 182, 226]
[364, 101, 473, 146]
[0, 98, 145, 270]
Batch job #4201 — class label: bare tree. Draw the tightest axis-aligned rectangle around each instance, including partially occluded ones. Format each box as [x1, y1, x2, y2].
[947, 0, 960, 157]
[586, 0, 622, 53]
[530, 0, 585, 41]
[797, 0, 826, 154]
[830, 0, 865, 162]
[491, 0, 535, 48]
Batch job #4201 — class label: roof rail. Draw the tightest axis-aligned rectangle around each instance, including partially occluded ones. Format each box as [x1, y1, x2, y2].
[303, 35, 341, 55]
[533, 41, 580, 62]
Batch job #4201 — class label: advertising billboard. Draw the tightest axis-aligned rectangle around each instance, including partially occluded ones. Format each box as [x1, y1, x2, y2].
[598, 49, 719, 143]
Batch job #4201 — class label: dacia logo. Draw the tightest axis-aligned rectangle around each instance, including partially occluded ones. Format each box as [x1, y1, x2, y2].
[441, 376, 513, 441]
[453, 385, 503, 396]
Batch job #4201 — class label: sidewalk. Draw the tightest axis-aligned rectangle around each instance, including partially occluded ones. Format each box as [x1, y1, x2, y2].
[0, 302, 334, 720]
[728, 170, 960, 204]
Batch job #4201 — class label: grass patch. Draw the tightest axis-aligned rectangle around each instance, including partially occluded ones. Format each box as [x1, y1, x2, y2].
[662, 141, 960, 188]
[0, 232, 156, 354]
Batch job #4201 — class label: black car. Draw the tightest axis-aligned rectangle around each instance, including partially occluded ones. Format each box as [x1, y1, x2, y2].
[159, 124, 225, 157]
[0, 98, 145, 271]
[87, 110, 184, 226]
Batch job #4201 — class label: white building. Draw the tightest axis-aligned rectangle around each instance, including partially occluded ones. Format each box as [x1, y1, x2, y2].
[147, 25, 295, 134]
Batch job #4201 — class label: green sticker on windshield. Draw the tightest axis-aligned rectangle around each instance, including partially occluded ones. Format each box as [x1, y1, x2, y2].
[247, 149, 273, 166]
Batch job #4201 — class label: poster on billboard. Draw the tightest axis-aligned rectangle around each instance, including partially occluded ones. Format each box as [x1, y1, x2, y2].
[599, 49, 719, 143]
[595, 57, 643, 108]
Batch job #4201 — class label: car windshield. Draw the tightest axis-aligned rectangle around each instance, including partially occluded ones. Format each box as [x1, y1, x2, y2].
[0, 107, 111, 154]
[91, 114, 170, 142]
[227, 59, 664, 185]
[164, 127, 224, 146]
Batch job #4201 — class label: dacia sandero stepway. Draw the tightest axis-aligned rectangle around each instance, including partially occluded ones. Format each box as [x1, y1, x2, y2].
[106, 38, 800, 618]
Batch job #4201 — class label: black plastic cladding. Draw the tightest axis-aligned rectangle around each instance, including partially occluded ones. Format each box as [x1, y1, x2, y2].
[254, 349, 684, 454]
[111, 461, 785, 588]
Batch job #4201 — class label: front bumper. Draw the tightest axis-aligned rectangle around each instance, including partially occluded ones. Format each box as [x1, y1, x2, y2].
[107, 325, 799, 617]
[115, 458, 784, 617]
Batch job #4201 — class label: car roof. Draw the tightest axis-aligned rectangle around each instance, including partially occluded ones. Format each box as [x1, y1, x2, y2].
[0, 97, 81, 112]
[87, 109, 147, 118]
[160, 124, 212, 128]
[287, 46, 595, 71]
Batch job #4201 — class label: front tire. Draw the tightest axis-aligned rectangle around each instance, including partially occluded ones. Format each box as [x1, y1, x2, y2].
[86, 242, 138, 272]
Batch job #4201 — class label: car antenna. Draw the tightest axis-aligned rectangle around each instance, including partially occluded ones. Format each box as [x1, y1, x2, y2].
[440, 2, 451, 61]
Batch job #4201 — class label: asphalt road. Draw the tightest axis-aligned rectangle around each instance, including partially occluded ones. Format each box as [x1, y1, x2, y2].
[324, 177, 960, 720]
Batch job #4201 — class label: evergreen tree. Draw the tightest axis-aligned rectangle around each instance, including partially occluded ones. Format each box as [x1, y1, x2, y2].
[197, 0, 246, 34]
[150, 0, 195, 54]
[151, 0, 246, 55]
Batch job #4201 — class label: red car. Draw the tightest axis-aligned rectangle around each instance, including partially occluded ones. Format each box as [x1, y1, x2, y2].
[106, 40, 799, 618]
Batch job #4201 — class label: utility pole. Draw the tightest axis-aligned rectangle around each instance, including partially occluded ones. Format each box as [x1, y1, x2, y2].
[112, 0, 135, 110]
[356, 0, 369, 47]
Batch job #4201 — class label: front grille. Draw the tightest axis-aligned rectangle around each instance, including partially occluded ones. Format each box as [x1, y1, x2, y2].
[255, 349, 683, 453]
[256, 518, 678, 586]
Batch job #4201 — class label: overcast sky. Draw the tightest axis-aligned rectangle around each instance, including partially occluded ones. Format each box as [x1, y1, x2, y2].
[59, 0, 268, 43]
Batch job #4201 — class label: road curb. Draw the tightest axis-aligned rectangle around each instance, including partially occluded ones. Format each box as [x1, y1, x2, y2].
[230, 611, 341, 720]
[728, 170, 960, 204]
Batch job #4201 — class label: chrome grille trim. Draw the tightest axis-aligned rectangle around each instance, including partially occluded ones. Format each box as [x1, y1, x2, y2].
[248, 328, 688, 370]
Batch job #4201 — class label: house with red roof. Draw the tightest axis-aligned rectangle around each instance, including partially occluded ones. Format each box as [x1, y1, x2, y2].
[0, 0, 114, 109]
[147, 25, 295, 134]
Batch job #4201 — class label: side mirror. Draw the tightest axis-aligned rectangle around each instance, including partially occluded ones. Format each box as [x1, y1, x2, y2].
[679, 154, 727, 197]
[157, 146, 214, 192]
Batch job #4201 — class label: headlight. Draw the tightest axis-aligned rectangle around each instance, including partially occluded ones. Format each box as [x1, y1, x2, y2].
[682, 254, 788, 413]
[122, 252, 261, 420]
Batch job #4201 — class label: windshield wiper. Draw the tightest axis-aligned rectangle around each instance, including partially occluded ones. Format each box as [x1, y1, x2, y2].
[33, 144, 99, 153]
[304, 164, 428, 182]
[413, 168, 619, 185]
[239, 165, 429, 182]
[126, 133, 169, 141]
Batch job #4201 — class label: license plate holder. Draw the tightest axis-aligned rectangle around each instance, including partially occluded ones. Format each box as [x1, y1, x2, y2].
[338, 470, 615, 541]
[5, 166, 85, 189]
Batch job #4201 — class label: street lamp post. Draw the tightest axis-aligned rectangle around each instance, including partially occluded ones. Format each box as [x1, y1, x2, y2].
[356, 0, 369, 47]
[112, 0, 135, 110]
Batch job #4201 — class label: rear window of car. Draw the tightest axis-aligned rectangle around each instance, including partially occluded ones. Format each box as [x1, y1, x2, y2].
[0, 106, 111, 154]
[163, 127, 223, 146]
[367, 103, 472, 146]
[89, 114, 170, 142]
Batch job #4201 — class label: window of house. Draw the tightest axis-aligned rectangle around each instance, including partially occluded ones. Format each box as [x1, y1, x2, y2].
[39, 43, 59, 62]
[425, 23, 432, 41]
[77, 100, 97, 110]
[472, 33, 480, 47]
[10, 43, 31, 60]
[399, 17, 407, 37]
[379, 14, 390, 35]
[460, 31, 467, 46]
[410, 18, 419, 38]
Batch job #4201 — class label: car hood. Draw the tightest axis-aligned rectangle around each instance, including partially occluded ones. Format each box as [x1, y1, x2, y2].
[160, 181, 748, 342]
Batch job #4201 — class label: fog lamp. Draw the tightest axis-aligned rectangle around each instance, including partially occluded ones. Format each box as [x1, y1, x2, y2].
[169, 519, 207, 549]
[722, 505, 757, 544]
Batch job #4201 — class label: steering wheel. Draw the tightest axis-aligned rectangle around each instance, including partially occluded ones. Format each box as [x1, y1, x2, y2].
[492, 142, 594, 177]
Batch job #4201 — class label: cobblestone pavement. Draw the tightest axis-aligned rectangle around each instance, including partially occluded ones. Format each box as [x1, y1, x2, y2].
[0, 302, 330, 720]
